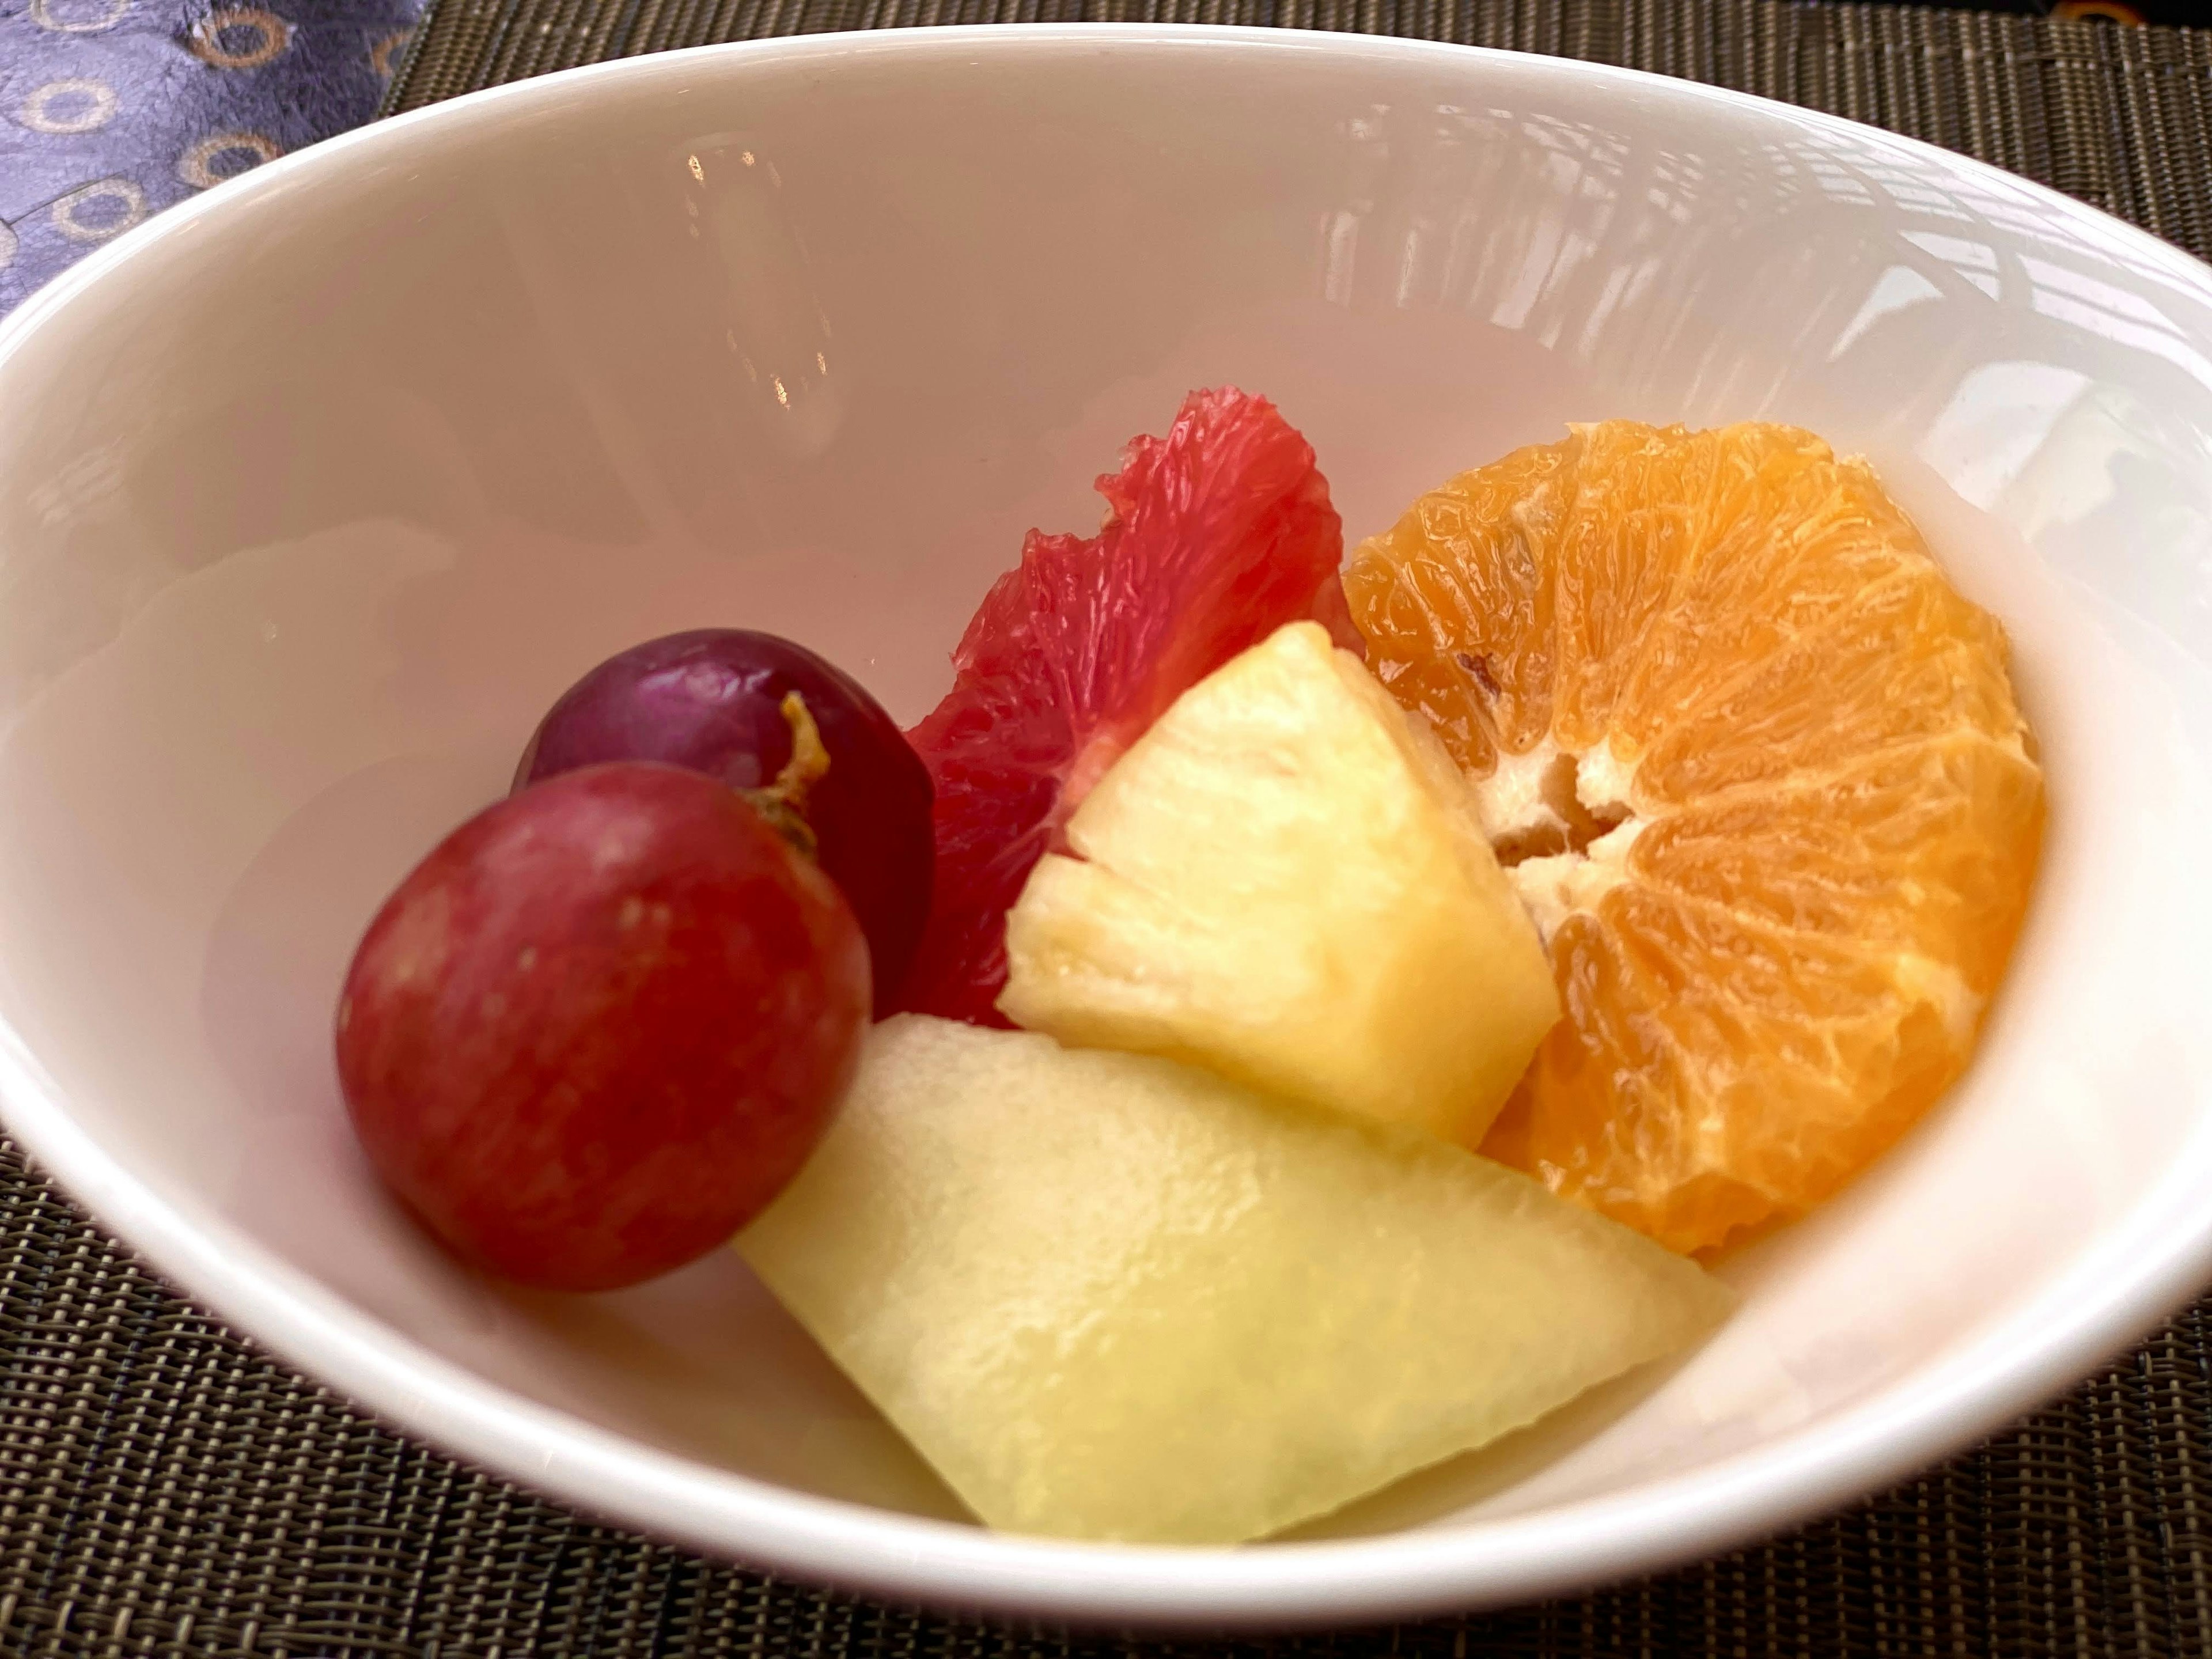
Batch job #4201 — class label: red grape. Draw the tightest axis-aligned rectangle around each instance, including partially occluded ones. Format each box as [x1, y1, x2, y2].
[336, 762, 868, 1291]
[514, 630, 931, 1008]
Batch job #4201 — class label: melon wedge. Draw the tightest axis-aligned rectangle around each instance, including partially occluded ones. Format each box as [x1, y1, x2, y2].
[736, 1015, 1733, 1544]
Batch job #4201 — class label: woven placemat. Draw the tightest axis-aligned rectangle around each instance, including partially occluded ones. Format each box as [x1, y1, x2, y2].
[6, 2, 2211, 1654]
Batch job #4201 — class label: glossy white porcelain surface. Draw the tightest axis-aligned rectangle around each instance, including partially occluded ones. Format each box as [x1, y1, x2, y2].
[2, 24, 2211, 1628]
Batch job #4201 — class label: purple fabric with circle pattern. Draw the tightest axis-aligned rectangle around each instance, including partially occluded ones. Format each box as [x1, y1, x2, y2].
[2, 0, 420, 314]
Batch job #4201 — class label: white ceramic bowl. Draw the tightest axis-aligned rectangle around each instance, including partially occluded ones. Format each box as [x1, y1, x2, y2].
[3, 22, 2212, 1630]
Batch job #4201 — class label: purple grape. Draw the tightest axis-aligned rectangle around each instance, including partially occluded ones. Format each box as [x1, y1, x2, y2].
[515, 630, 933, 1007]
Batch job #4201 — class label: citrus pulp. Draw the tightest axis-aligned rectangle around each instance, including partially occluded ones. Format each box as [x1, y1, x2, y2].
[1345, 421, 2045, 1256]
[900, 388, 1351, 1024]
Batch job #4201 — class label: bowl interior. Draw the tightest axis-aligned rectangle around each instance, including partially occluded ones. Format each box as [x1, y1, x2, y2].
[4, 26, 2212, 1617]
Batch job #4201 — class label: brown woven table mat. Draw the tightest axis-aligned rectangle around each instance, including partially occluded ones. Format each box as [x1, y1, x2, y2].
[5, 2, 2212, 1654]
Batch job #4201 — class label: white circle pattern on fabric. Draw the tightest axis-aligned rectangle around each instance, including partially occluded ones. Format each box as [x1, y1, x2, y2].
[188, 6, 294, 69]
[50, 178, 146, 243]
[21, 79, 120, 135]
[177, 131, 284, 189]
[369, 28, 411, 78]
[28, 0, 133, 33]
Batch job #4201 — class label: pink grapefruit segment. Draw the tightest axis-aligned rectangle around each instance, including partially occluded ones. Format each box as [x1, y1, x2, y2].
[897, 388, 1351, 1024]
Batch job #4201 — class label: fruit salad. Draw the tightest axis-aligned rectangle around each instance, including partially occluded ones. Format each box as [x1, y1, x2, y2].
[335, 388, 2044, 1544]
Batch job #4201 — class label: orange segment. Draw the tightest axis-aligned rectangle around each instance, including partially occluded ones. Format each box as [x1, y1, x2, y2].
[1344, 421, 2044, 1256]
[1638, 569, 2021, 806]
[1352, 438, 1571, 772]
[1611, 435, 1921, 753]
[1551, 421, 1723, 749]
[1636, 736, 2043, 995]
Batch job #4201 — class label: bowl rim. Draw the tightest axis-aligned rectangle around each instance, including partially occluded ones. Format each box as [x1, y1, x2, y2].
[5, 20, 2212, 1629]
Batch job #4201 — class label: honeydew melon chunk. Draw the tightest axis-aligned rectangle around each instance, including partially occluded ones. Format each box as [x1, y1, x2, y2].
[736, 1015, 1732, 1544]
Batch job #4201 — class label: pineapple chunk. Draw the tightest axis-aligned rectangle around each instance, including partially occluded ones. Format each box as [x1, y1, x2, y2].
[737, 1016, 1733, 1545]
[999, 620, 1558, 1145]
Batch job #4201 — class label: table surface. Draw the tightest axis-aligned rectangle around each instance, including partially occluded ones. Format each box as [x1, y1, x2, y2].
[7, 1, 2212, 1655]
